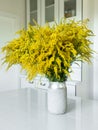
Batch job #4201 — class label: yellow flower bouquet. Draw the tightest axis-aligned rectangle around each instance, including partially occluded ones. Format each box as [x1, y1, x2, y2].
[2, 18, 94, 82]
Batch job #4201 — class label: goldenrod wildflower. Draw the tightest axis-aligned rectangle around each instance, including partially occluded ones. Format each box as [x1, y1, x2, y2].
[1, 18, 94, 82]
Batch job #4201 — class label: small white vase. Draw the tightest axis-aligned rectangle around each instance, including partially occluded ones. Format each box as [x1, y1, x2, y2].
[47, 82, 67, 114]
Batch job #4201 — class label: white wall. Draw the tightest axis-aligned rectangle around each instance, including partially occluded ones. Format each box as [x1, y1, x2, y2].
[0, 0, 25, 28]
[76, 0, 94, 99]
[76, 0, 98, 100]
[0, 0, 25, 91]
[82, 0, 94, 99]
[93, 0, 98, 100]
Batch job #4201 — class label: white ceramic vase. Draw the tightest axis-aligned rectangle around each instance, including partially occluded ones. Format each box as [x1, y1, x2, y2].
[47, 82, 67, 114]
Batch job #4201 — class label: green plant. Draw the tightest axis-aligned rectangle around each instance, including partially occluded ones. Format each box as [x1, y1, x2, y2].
[1, 18, 94, 82]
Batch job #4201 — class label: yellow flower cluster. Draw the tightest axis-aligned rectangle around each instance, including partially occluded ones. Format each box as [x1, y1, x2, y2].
[2, 18, 94, 82]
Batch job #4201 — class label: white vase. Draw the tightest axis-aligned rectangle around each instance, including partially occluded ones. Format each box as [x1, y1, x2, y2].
[47, 82, 67, 114]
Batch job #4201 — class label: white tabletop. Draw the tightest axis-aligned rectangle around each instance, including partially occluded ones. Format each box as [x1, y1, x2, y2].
[0, 88, 98, 130]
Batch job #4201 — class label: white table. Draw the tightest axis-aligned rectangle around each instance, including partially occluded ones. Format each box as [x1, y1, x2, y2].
[0, 88, 98, 130]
